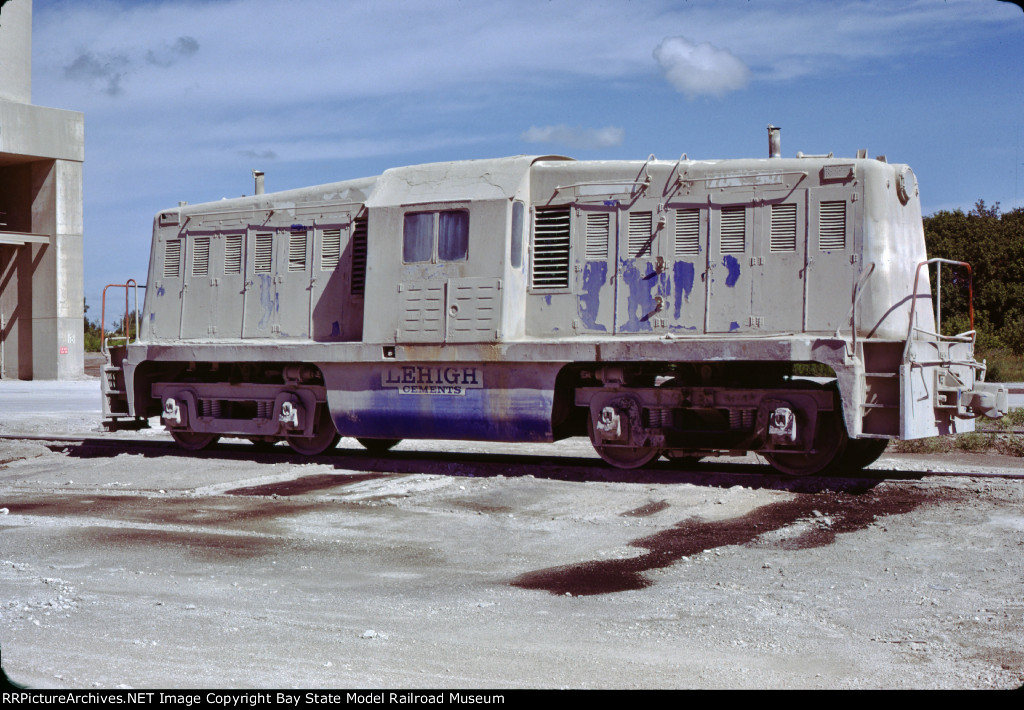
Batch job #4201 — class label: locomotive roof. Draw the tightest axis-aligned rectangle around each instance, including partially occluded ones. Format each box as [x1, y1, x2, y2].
[364, 155, 572, 207]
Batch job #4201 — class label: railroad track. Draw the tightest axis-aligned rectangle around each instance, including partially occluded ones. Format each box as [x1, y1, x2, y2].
[2, 432, 1023, 483]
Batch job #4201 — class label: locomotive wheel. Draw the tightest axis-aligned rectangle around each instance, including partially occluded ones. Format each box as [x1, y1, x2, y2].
[169, 429, 220, 451]
[839, 438, 889, 472]
[286, 406, 340, 456]
[763, 409, 848, 477]
[587, 417, 660, 470]
[356, 438, 402, 453]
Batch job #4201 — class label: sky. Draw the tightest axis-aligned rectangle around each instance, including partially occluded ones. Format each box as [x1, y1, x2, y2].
[24, 0, 1024, 314]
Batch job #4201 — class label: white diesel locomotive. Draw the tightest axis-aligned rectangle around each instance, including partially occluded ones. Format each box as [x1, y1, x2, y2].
[102, 128, 1007, 475]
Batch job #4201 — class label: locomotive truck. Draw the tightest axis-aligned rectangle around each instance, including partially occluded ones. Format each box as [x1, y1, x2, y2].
[101, 127, 1008, 474]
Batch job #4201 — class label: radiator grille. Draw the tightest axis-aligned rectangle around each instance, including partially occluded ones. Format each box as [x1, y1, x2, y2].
[531, 207, 571, 289]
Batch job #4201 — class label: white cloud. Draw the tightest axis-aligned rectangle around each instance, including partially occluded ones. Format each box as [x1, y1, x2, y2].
[521, 125, 625, 150]
[653, 36, 750, 98]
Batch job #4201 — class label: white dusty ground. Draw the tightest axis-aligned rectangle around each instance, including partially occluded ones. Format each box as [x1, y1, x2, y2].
[0, 378, 1022, 689]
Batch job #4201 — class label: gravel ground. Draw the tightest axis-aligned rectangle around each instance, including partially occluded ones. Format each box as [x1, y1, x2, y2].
[0, 394, 1022, 689]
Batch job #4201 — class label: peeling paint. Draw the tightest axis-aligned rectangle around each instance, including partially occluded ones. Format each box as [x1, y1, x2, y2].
[257, 274, 279, 329]
[672, 261, 695, 319]
[619, 259, 669, 333]
[578, 262, 609, 332]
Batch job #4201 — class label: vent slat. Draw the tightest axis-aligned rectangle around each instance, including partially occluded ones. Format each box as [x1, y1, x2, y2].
[585, 213, 609, 260]
[320, 229, 341, 271]
[191, 237, 210, 277]
[628, 211, 653, 257]
[531, 208, 571, 289]
[288, 231, 307, 272]
[224, 235, 242, 274]
[350, 217, 368, 296]
[674, 209, 700, 256]
[819, 201, 846, 251]
[254, 233, 272, 273]
[770, 203, 797, 253]
[163, 240, 181, 279]
[720, 206, 745, 254]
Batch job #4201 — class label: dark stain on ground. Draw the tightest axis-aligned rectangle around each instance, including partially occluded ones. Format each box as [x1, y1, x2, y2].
[3, 494, 327, 532]
[621, 500, 670, 517]
[448, 500, 514, 515]
[84, 527, 275, 561]
[512, 486, 939, 596]
[225, 472, 392, 497]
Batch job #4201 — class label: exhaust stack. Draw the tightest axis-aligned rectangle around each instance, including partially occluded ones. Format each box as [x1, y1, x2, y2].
[253, 170, 265, 195]
[767, 125, 781, 158]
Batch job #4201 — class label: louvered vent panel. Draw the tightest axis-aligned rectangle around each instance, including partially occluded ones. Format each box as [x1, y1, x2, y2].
[675, 209, 700, 255]
[224, 235, 242, 274]
[531, 208, 571, 289]
[819, 201, 847, 251]
[254, 233, 273, 273]
[585, 213, 609, 260]
[351, 217, 368, 296]
[288, 231, 307, 272]
[163, 240, 181, 278]
[628, 211, 653, 257]
[192, 237, 210, 276]
[320, 229, 341, 271]
[770, 204, 797, 253]
[720, 207, 745, 253]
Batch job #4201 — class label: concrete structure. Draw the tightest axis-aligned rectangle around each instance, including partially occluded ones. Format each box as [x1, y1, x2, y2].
[0, 0, 84, 379]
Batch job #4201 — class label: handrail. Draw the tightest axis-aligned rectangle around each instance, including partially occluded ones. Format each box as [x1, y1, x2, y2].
[903, 259, 973, 361]
[101, 280, 144, 355]
[847, 262, 876, 355]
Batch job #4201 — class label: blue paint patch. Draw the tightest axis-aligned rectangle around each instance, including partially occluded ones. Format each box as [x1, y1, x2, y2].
[331, 321, 341, 337]
[603, 200, 619, 207]
[723, 255, 741, 287]
[156, 285, 165, 297]
[619, 259, 669, 332]
[578, 261, 609, 332]
[672, 261, 695, 318]
[149, 313, 155, 322]
[290, 223, 307, 231]
[730, 321, 740, 331]
[544, 294, 552, 306]
[257, 274, 279, 329]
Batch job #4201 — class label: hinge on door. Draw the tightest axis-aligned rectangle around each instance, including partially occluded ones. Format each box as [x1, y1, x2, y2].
[749, 316, 764, 328]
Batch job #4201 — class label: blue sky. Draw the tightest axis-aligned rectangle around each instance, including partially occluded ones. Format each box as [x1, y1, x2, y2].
[27, 0, 1024, 314]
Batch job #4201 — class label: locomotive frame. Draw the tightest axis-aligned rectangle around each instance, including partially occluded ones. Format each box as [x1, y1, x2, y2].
[101, 129, 1007, 475]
